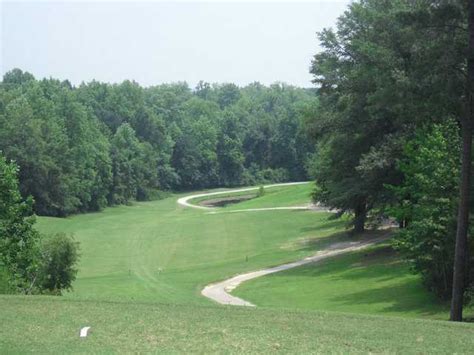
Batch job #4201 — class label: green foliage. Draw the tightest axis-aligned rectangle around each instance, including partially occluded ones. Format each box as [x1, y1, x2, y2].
[0, 153, 40, 292]
[257, 186, 265, 197]
[306, 0, 471, 306]
[109, 123, 158, 204]
[307, 0, 466, 232]
[0, 70, 314, 216]
[38, 233, 79, 295]
[0, 153, 81, 296]
[389, 121, 473, 300]
[0, 77, 112, 216]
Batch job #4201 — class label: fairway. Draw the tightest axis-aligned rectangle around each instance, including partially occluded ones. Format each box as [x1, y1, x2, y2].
[36, 183, 346, 305]
[33, 183, 449, 319]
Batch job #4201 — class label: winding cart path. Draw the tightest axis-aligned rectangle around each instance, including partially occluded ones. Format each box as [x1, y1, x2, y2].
[178, 182, 387, 306]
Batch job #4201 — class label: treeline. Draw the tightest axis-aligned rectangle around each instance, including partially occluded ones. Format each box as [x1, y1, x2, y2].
[0, 69, 315, 216]
[308, 0, 473, 319]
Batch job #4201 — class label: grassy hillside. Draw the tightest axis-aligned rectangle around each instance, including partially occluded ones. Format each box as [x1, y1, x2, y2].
[222, 183, 315, 210]
[33, 184, 452, 319]
[1, 296, 473, 353]
[2, 183, 471, 353]
[186, 182, 314, 209]
[35, 185, 342, 305]
[235, 243, 454, 319]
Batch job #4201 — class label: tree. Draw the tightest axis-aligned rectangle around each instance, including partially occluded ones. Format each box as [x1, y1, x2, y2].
[38, 233, 79, 295]
[1, 69, 316, 211]
[217, 111, 245, 186]
[2, 68, 35, 86]
[170, 97, 219, 189]
[215, 83, 241, 109]
[109, 123, 156, 204]
[0, 153, 40, 292]
[390, 121, 468, 300]
[451, 0, 474, 322]
[308, 0, 465, 232]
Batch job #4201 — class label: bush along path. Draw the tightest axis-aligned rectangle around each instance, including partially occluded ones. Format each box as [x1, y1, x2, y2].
[177, 183, 389, 306]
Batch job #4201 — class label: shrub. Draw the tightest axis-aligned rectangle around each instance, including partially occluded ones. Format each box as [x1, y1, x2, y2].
[0, 153, 40, 293]
[38, 233, 79, 295]
[389, 120, 474, 300]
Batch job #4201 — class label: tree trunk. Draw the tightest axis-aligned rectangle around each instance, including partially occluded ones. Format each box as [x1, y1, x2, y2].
[450, 0, 474, 322]
[353, 200, 366, 234]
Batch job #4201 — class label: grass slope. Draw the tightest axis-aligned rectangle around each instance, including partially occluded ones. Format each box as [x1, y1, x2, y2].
[35, 185, 341, 305]
[187, 182, 314, 209]
[234, 243, 453, 319]
[1, 296, 473, 353]
[34, 184, 453, 319]
[3, 183, 472, 353]
[224, 183, 315, 210]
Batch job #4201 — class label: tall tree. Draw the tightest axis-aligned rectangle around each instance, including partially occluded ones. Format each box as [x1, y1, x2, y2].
[309, 0, 466, 232]
[451, 0, 474, 322]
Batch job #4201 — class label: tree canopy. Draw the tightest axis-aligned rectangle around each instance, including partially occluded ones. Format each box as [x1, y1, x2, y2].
[0, 73, 315, 216]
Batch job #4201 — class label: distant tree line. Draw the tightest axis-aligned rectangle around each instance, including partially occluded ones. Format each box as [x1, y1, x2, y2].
[308, 0, 473, 320]
[0, 70, 315, 217]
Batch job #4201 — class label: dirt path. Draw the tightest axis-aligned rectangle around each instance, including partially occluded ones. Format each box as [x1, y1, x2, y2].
[201, 236, 389, 306]
[177, 182, 379, 307]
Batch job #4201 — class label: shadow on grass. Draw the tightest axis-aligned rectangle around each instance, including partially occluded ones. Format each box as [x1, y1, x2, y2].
[294, 228, 395, 253]
[270, 236, 449, 318]
[299, 218, 344, 233]
[329, 280, 448, 317]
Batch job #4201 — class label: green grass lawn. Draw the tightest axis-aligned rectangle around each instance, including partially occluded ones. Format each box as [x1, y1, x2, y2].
[185, 182, 314, 209]
[3, 183, 473, 352]
[1, 295, 473, 353]
[33, 184, 454, 319]
[224, 182, 315, 210]
[234, 243, 456, 320]
[35, 184, 341, 305]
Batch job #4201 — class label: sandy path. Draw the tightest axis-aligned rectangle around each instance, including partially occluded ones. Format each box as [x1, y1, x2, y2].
[201, 236, 388, 306]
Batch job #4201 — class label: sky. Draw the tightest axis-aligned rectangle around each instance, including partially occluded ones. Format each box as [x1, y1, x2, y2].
[1, 0, 350, 88]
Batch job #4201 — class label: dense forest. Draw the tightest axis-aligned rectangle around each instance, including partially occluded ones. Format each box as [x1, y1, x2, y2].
[0, 70, 315, 216]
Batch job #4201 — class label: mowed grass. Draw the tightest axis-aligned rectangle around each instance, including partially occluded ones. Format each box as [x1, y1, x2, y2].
[186, 182, 314, 209]
[34, 184, 455, 320]
[35, 184, 342, 305]
[3, 183, 474, 352]
[224, 182, 315, 210]
[234, 242, 458, 320]
[1, 295, 474, 353]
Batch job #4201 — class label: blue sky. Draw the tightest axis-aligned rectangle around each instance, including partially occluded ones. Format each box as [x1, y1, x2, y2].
[1, 1, 350, 87]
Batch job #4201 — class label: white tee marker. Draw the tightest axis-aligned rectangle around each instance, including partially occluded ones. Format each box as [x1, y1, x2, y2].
[80, 326, 91, 338]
